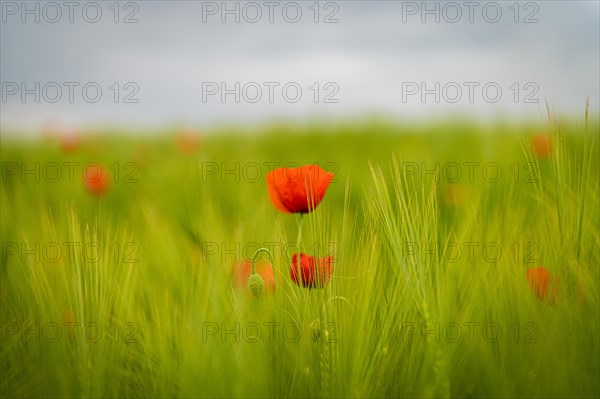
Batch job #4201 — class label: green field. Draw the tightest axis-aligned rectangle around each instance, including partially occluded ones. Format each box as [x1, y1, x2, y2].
[1, 116, 599, 398]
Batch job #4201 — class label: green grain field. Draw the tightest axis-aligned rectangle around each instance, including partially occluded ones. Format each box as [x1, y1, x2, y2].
[1, 114, 599, 398]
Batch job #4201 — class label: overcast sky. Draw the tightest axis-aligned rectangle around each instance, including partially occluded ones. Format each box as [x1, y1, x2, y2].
[1, 0, 598, 133]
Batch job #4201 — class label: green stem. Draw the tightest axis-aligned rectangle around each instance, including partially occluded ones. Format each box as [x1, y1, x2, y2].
[251, 247, 275, 288]
[296, 214, 305, 286]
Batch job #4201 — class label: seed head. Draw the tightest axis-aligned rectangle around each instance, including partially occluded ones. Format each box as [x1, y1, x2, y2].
[248, 273, 265, 300]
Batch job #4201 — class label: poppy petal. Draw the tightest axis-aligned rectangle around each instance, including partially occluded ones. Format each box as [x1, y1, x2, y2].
[266, 165, 334, 213]
[290, 253, 333, 288]
[266, 169, 293, 213]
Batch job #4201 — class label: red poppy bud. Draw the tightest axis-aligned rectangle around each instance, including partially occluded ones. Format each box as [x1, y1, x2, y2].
[290, 253, 333, 288]
[248, 273, 264, 299]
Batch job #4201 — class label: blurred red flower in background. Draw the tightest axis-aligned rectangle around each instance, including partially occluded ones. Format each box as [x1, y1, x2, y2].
[60, 129, 81, 153]
[526, 266, 559, 304]
[266, 165, 334, 213]
[64, 310, 75, 324]
[441, 183, 466, 206]
[531, 134, 551, 159]
[232, 260, 275, 294]
[176, 129, 201, 154]
[290, 253, 333, 288]
[83, 164, 111, 196]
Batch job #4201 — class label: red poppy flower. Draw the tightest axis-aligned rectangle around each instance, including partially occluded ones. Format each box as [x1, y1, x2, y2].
[290, 253, 333, 288]
[531, 134, 551, 158]
[175, 129, 201, 154]
[526, 266, 558, 304]
[232, 260, 275, 294]
[64, 310, 75, 324]
[266, 165, 334, 213]
[60, 129, 81, 153]
[441, 183, 466, 206]
[83, 164, 111, 196]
